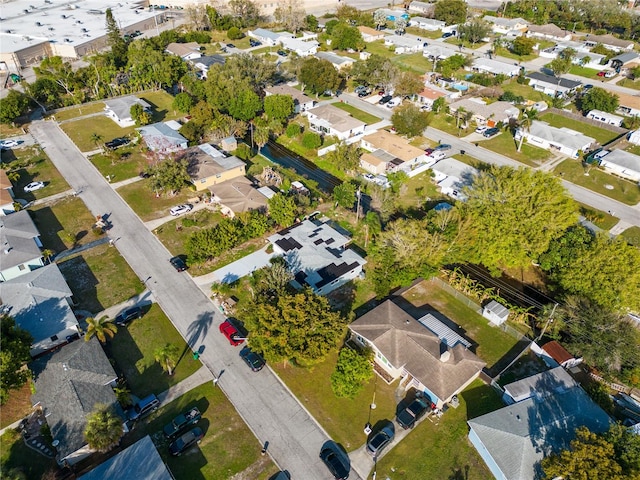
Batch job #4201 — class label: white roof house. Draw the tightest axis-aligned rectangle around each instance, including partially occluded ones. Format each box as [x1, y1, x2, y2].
[165, 42, 202, 60]
[448, 98, 520, 126]
[268, 217, 366, 296]
[280, 37, 319, 57]
[526, 72, 582, 97]
[304, 105, 366, 141]
[431, 158, 479, 201]
[411, 17, 446, 31]
[384, 34, 427, 54]
[483, 16, 528, 35]
[502, 367, 579, 405]
[586, 110, 624, 127]
[471, 58, 521, 77]
[516, 121, 595, 158]
[137, 122, 188, 154]
[527, 23, 572, 42]
[104, 96, 152, 128]
[597, 149, 640, 182]
[423, 44, 459, 60]
[315, 51, 356, 71]
[0, 210, 44, 281]
[248, 28, 293, 46]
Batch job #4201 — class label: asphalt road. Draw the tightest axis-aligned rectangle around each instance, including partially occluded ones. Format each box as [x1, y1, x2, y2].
[29, 120, 353, 480]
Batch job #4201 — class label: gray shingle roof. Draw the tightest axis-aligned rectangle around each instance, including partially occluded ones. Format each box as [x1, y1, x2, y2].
[526, 72, 581, 89]
[31, 338, 120, 461]
[599, 149, 640, 172]
[137, 122, 188, 150]
[0, 210, 42, 270]
[469, 386, 611, 480]
[104, 96, 151, 121]
[503, 366, 578, 402]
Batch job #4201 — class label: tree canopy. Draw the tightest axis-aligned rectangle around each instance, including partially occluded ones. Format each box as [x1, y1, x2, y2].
[457, 19, 491, 45]
[148, 158, 191, 196]
[0, 90, 30, 125]
[299, 57, 342, 96]
[580, 87, 619, 114]
[333, 182, 358, 209]
[330, 347, 373, 398]
[84, 404, 124, 453]
[264, 94, 295, 122]
[84, 316, 117, 343]
[434, 0, 467, 25]
[0, 315, 33, 404]
[268, 193, 297, 227]
[391, 104, 432, 137]
[330, 22, 365, 51]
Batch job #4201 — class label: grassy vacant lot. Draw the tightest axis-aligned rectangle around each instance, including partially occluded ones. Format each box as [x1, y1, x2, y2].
[155, 209, 223, 257]
[479, 131, 551, 167]
[539, 112, 618, 145]
[272, 351, 399, 451]
[375, 379, 502, 480]
[123, 383, 277, 480]
[90, 148, 150, 180]
[0, 428, 57, 480]
[31, 196, 103, 253]
[403, 280, 522, 371]
[107, 303, 199, 397]
[621, 226, 640, 246]
[7, 146, 69, 200]
[331, 102, 381, 124]
[554, 159, 640, 205]
[58, 243, 144, 313]
[495, 46, 537, 62]
[616, 78, 640, 91]
[429, 113, 460, 136]
[51, 102, 105, 122]
[117, 181, 197, 221]
[568, 65, 601, 79]
[395, 171, 444, 210]
[0, 383, 33, 429]
[392, 52, 437, 73]
[501, 80, 547, 102]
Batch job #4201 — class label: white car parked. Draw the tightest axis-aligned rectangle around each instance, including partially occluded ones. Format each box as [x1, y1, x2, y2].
[0, 139, 19, 149]
[23, 181, 46, 192]
[475, 125, 487, 134]
[169, 204, 193, 216]
[386, 97, 402, 109]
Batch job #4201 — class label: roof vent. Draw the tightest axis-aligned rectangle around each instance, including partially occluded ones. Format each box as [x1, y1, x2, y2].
[440, 349, 451, 363]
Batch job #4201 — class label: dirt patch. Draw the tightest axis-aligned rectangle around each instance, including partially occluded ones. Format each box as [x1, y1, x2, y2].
[1, 382, 33, 429]
[228, 454, 277, 480]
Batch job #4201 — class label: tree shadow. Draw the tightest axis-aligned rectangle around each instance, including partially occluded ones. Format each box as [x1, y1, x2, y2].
[448, 465, 470, 480]
[176, 310, 215, 368]
[29, 207, 66, 253]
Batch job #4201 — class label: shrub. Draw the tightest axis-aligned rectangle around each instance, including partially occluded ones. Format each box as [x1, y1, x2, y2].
[227, 27, 244, 40]
[182, 218, 198, 227]
[286, 123, 301, 138]
[301, 132, 321, 149]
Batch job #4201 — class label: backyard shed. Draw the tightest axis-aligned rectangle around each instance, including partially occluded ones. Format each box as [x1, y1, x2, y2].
[482, 300, 510, 325]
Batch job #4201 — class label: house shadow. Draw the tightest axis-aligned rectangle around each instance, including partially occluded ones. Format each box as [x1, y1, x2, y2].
[485, 337, 533, 378]
[57, 255, 102, 313]
[29, 207, 67, 253]
[104, 327, 145, 391]
[460, 384, 503, 420]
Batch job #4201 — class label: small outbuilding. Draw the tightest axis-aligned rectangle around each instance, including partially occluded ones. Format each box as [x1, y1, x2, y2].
[586, 109, 624, 127]
[482, 300, 510, 325]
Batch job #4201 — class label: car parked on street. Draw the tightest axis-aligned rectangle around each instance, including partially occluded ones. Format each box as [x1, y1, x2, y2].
[163, 407, 201, 439]
[169, 427, 204, 456]
[219, 320, 244, 346]
[434, 143, 452, 151]
[127, 394, 160, 422]
[277, 50, 287, 57]
[320, 441, 350, 479]
[240, 346, 265, 372]
[483, 127, 500, 138]
[115, 306, 144, 327]
[23, 181, 46, 192]
[226, 43, 236, 49]
[366, 421, 395, 457]
[442, 31, 455, 39]
[169, 204, 193, 216]
[170, 256, 187, 271]
[396, 395, 430, 429]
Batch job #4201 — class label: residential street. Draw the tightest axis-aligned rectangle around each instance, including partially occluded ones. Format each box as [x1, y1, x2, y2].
[29, 120, 354, 480]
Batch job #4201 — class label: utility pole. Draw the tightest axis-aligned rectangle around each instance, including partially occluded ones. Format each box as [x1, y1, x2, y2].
[536, 303, 558, 342]
[355, 187, 361, 222]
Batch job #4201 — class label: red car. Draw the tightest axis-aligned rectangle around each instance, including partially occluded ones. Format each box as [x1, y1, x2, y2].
[597, 71, 606, 77]
[219, 320, 244, 346]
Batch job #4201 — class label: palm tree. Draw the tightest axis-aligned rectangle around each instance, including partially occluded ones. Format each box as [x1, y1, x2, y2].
[90, 133, 104, 151]
[517, 109, 538, 152]
[254, 123, 270, 154]
[154, 343, 180, 376]
[41, 249, 54, 265]
[84, 404, 124, 452]
[84, 316, 118, 343]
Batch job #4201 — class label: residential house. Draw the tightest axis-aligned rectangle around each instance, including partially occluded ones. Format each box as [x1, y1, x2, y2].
[2, 264, 79, 357]
[31, 338, 122, 466]
[515, 120, 595, 158]
[137, 122, 188, 154]
[315, 51, 355, 71]
[482, 300, 510, 326]
[304, 104, 366, 141]
[191, 55, 225, 79]
[408, 1, 433, 15]
[468, 381, 611, 480]
[423, 43, 459, 61]
[526, 23, 572, 42]
[416, 84, 451, 110]
[267, 216, 366, 296]
[376, 8, 410, 21]
[541, 340, 582, 368]
[280, 36, 319, 57]
[596, 149, 640, 182]
[583, 33, 635, 52]
[586, 109, 624, 127]
[610, 51, 640, 72]
[0, 168, 16, 215]
[104, 96, 152, 128]
[0, 209, 44, 281]
[358, 26, 386, 43]
[448, 98, 520, 127]
[265, 84, 315, 113]
[573, 51, 606, 70]
[248, 28, 293, 46]
[210, 176, 268, 214]
[78, 436, 173, 480]
[525, 72, 582, 97]
[385, 34, 427, 54]
[410, 17, 445, 32]
[431, 157, 479, 200]
[483, 16, 528, 35]
[616, 92, 640, 117]
[165, 42, 201, 60]
[349, 300, 485, 408]
[177, 143, 246, 191]
[502, 366, 579, 404]
[360, 130, 430, 174]
[471, 58, 521, 77]
[538, 40, 592, 61]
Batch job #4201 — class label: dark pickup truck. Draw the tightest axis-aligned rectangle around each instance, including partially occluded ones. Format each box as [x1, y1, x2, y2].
[396, 396, 430, 430]
[163, 407, 201, 438]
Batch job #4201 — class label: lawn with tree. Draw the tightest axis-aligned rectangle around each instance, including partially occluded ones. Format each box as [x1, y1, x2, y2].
[330, 347, 373, 398]
[0, 316, 33, 405]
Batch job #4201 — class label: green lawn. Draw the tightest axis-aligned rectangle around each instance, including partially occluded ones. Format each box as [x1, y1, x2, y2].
[141, 90, 184, 124]
[31, 196, 105, 253]
[395, 170, 444, 210]
[405, 27, 444, 39]
[501, 80, 547, 102]
[61, 115, 135, 152]
[539, 112, 618, 145]
[577, 202, 619, 230]
[89, 148, 150, 181]
[0, 428, 57, 480]
[620, 226, 640, 246]
[51, 102, 106, 122]
[363, 40, 396, 58]
[479, 131, 551, 167]
[106, 303, 200, 398]
[155, 209, 223, 257]
[568, 65, 602, 79]
[554, 159, 640, 205]
[58, 243, 144, 313]
[616, 78, 640, 91]
[391, 52, 437, 73]
[428, 113, 460, 136]
[272, 351, 399, 451]
[123, 383, 277, 480]
[331, 102, 381, 124]
[117, 181, 197, 221]
[8, 145, 70, 200]
[495, 46, 537, 62]
[374, 379, 502, 480]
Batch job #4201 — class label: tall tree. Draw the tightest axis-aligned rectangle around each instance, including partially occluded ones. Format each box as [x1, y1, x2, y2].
[228, 88, 262, 122]
[517, 108, 538, 152]
[457, 19, 490, 45]
[393, 71, 424, 98]
[326, 142, 360, 173]
[330, 22, 365, 51]
[154, 343, 180, 376]
[105, 8, 127, 66]
[461, 166, 578, 272]
[252, 117, 270, 153]
[0, 315, 33, 404]
[332, 181, 357, 209]
[330, 347, 373, 398]
[274, 0, 306, 33]
[299, 57, 342, 96]
[148, 159, 191, 196]
[264, 94, 294, 122]
[84, 404, 124, 452]
[0, 90, 30, 125]
[84, 316, 118, 343]
[580, 87, 619, 114]
[268, 193, 297, 227]
[373, 10, 387, 30]
[391, 104, 432, 137]
[228, 0, 261, 26]
[434, 0, 467, 25]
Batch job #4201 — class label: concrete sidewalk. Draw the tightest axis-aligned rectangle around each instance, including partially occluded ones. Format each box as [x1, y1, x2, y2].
[157, 366, 214, 405]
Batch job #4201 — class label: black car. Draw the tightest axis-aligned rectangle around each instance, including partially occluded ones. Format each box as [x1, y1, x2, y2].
[378, 95, 393, 105]
[115, 306, 143, 326]
[366, 421, 395, 457]
[240, 346, 265, 372]
[105, 137, 130, 149]
[170, 256, 187, 272]
[277, 50, 287, 57]
[483, 127, 500, 138]
[396, 396, 430, 429]
[434, 143, 452, 151]
[169, 427, 204, 456]
[226, 43, 236, 48]
[163, 407, 201, 439]
[250, 39, 262, 47]
[320, 441, 350, 479]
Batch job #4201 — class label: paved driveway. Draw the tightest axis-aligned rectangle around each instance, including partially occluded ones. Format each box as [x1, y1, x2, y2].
[30, 120, 355, 480]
